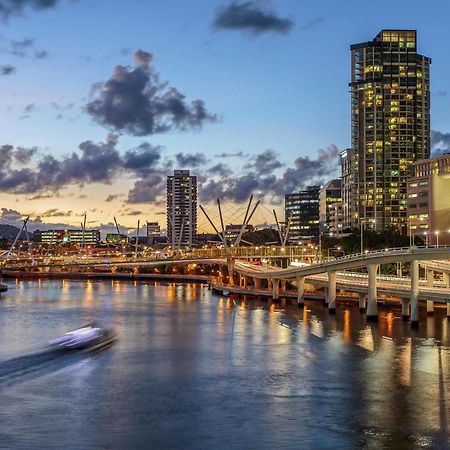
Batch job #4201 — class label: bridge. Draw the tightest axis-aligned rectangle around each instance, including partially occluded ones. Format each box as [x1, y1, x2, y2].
[3, 245, 450, 327]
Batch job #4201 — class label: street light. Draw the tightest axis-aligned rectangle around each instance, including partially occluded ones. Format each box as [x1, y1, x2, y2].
[423, 231, 428, 247]
[435, 231, 440, 248]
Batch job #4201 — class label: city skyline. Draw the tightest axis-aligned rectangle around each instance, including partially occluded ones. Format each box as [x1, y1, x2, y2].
[1, 1, 450, 233]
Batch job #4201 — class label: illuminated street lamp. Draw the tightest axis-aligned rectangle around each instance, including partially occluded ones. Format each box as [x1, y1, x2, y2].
[435, 231, 440, 248]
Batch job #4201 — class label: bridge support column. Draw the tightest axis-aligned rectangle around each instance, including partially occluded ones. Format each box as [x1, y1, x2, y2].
[367, 263, 379, 321]
[327, 271, 337, 314]
[227, 259, 235, 286]
[280, 280, 286, 292]
[410, 260, 419, 328]
[272, 279, 279, 300]
[254, 277, 261, 289]
[426, 270, 434, 315]
[297, 276, 305, 308]
[401, 298, 410, 321]
[443, 273, 450, 319]
[358, 293, 366, 312]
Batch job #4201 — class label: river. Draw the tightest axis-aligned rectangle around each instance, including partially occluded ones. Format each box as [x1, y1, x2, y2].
[0, 279, 449, 449]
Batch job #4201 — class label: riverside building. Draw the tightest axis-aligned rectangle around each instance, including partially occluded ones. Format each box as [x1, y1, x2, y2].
[167, 170, 197, 248]
[285, 186, 320, 242]
[407, 154, 450, 246]
[343, 29, 431, 233]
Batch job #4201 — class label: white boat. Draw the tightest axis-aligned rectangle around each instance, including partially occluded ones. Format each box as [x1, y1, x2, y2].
[50, 325, 116, 351]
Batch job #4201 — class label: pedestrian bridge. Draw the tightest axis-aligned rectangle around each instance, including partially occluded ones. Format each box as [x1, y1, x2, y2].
[228, 246, 450, 327]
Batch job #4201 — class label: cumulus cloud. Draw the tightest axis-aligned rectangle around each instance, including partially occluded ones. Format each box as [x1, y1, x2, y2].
[213, 1, 293, 35]
[200, 145, 339, 202]
[431, 130, 450, 156]
[85, 50, 217, 136]
[127, 174, 165, 204]
[0, 0, 64, 21]
[244, 149, 282, 175]
[175, 152, 208, 168]
[0, 207, 22, 221]
[0, 64, 15, 75]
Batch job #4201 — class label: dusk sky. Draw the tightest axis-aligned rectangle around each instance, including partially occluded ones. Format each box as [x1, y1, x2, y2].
[1, 0, 449, 233]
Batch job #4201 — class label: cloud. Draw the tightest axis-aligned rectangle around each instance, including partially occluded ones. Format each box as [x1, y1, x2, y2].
[244, 149, 282, 175]
[105, 194, 120, 202]
[200, 145, 339, 203]
[0, 36, 48, 59]
[0, 64, 15, 75]
[299, 17, 324, 31]
[0, 207, 22, 221]
[175, 152, 208, 168]
[85, 50, 217, 136]
[431, 130, 450, 156]
[209, 162, 232, 177]
[0, 0, 65, 21]
[435, 90, 448, 97]
[213, 1, 293, 35]
[214, 150, 249, 158]
[127, 174, 165, 204]
[41, 208, 73, 217]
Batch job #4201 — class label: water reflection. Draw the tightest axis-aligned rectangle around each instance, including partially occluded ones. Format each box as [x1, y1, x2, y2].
[0, 280, 450, 448]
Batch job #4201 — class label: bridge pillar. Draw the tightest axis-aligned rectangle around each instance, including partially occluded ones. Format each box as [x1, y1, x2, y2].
[296, 276, 305, 308]
[227, 259, 235, 286]
[358, 293, 366, 312]
[410, 260, 419, 328]
[426, 270, 434, 315]
[280, 280, 287, 292]
[401, 298, 410, 321]
[327, 271, 337, 314]
[272, 279, 280, 300]
[443, 273, 450, 319]
[367, 263, 379, 321]
[254, 277, 261, 289]
[268, 278, 273, 290]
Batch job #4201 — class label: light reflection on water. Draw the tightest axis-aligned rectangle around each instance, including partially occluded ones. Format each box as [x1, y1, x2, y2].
[0, 279, 450, 449]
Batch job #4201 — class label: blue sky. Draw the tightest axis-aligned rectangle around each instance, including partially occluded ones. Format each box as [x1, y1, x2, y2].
[0, 0, 449, 230]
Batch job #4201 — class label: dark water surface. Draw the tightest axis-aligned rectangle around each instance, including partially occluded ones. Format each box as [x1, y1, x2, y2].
[0, 279, 450, 449]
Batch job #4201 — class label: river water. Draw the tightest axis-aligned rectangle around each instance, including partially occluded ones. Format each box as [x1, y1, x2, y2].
[0, 279, 450, 449]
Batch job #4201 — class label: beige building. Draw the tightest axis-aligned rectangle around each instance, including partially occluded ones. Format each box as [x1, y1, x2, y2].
[407, 154, 450, 245]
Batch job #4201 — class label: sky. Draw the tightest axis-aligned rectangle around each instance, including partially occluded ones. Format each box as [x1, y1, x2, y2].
[0, 0, 450, 234]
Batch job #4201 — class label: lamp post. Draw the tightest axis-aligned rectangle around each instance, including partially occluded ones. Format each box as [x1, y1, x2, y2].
[435, 231, 440, 248]
[423, 231, 428, 247]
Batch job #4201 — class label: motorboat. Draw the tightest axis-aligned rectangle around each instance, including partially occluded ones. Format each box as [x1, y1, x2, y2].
[50, 324, 116, 351]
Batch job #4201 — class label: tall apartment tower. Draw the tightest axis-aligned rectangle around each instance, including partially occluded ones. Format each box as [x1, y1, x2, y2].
[345, 29, 431, 233]
[167, 170, 197, 248]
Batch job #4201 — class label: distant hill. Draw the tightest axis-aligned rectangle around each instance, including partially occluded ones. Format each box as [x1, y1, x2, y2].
[0, 224, 28, 241]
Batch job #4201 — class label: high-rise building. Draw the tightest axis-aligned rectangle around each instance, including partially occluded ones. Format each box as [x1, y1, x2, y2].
[407, 154, 450, 245]
[285, 186, 320, 242]
[345, 29, 431, 233]
[319, 179, 342, 234]
[167, 170, 197, 247]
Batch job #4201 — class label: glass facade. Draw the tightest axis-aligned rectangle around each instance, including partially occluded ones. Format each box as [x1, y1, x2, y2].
[348, 30, 431, 233]
[285, 186, 320, 242]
